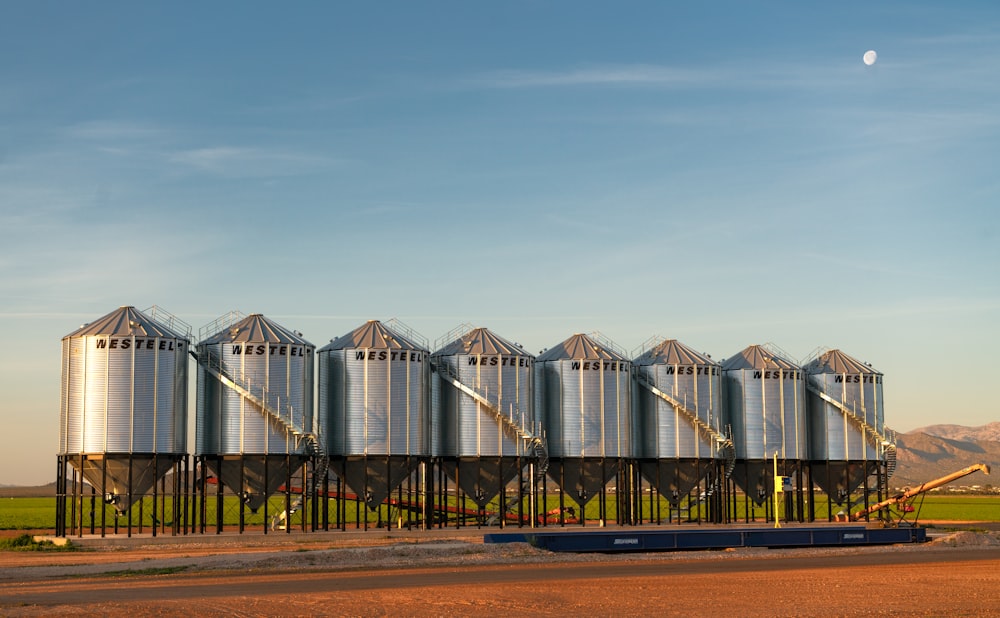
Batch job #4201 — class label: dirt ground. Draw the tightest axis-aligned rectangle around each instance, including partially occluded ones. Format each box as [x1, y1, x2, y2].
[3, 525, 1000, 616]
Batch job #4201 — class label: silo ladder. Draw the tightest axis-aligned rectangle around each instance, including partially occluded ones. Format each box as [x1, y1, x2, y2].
[431, 361, 548, 481]
[805, 385, 897, 478]
[635, 377, 736, 490]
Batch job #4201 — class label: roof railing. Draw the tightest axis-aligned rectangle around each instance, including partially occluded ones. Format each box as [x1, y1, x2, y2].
[384, 318, 430, 351]
[198, 310, 246, 342]
[587, 331, 629, 359]
[433, 322, 477, 352]
[144, 305, 193, 339]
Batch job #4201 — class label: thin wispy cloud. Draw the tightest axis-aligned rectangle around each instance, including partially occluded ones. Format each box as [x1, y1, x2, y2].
[854, 110, 1000, 148]
[66, 120, 168, 141]
[167, 146, 340, 177]
[904, 30, 1000, 47]
[469, 64, 720, 89]
[678, 297, 1000, 338]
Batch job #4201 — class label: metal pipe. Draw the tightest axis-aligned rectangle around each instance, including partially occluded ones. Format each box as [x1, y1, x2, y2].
[851, 463, 990, 521]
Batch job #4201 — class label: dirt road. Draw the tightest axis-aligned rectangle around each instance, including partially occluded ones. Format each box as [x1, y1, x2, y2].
[3, 531, 1000, 616]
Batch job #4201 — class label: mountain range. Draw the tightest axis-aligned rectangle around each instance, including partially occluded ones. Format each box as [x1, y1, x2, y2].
[891, 423, 1000, 488]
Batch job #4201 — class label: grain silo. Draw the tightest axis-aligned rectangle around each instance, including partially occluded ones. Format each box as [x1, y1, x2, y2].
[195, 312, 316, 515]
[536, 333, 632, 523]
[431, 325, 544, 514]
[804, 349, 895, 510]
[633, 338, 732, 515]
[57, 306, 189, 535]
[722, 344, 807, 515]
[318, 320, 430, 514]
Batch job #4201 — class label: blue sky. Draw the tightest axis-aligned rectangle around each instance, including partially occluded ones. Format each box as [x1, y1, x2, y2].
[2, 2, 998, 485]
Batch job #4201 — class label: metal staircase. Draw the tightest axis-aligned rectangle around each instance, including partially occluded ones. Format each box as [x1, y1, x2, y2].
[189, 346, 328, 529]
[431, 360, 548, 481]
[806, 385, 896, 478]
[636, 377, 736, 490]
[885, 442, 897, 478]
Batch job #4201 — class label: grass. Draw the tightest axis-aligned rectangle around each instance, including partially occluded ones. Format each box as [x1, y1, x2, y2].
[0, 533, 75, 551]
[4, 493, 999, 531]
[0, 498, 59, 530]
[896, 495, 1000, 521]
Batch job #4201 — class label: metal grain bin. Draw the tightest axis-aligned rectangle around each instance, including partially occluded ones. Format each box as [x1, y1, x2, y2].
[536, 333, 632, 507]
[59, 306, 189, 512]
[633, 338, 729, 505]
[722, 344, 806, 505]
[431, 325, 536, 507]
[804, 349, 890, 503]
[195, 312, 314, 511]
[318, 320, 430, 507]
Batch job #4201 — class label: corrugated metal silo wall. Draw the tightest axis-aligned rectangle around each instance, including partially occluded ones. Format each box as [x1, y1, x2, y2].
[433, 352, 533, 457]
[196, 340, 312, 455]
[61, 334, 188, 454]
[637, 364, 722, 459]
[538, 359, 632, 458]
[807, 372, 882, 461]
[322, 348, 429, 456]
[724, 367, 807, 460]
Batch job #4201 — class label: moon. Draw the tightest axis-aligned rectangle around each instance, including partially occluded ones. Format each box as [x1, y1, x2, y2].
[863, 50, 877, 66]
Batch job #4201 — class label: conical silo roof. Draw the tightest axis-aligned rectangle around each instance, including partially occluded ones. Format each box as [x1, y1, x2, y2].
[633, 338, 716, 367]
[65, 306, 186, 340]
[537, 333, 628, 362]
[804, 349, 881, 375]
[200, 313, 311, 346]
[721, 344, 798, 371]
[322, 320, 426, 352]
[433, 327, 527, 357]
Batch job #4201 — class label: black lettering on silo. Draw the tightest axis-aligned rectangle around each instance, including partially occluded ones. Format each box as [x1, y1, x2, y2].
[572, 361, 581, 370]
[355, 351, 365, 360]
[232, 345, 242, 354]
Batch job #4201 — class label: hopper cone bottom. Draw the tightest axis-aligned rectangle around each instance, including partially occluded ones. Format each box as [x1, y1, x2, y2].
[440, 457, 524, 508]
[546, 458, 620, 507]
[205, 454, 309, 513]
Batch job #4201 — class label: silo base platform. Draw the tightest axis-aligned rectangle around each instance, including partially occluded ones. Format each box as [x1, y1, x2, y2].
[485, 525, 926, 553]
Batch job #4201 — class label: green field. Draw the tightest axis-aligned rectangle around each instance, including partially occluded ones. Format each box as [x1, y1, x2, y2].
[3, 493, 999, 531]
[0, 498, 57, 530]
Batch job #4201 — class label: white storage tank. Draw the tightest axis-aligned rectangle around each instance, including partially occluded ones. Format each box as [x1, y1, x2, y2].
[431, 325, 536, 507]
[804, 348, 890, 503]
[195, 312, 314, 511]
[722, 344, 806, 505]
[59, 306, 189, 512]
[318, 320, 429, 508]
[536, 332, 632, 507]
[633, 338, 728, 505]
